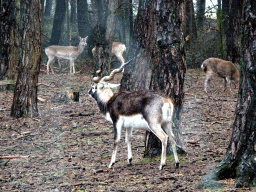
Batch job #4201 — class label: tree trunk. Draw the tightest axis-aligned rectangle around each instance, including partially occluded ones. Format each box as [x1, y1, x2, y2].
[217, 0, 224, 58]
[71, 0, 77, 26]
[148, 0, 186, 155]
[11, 0, 42, 118]
[50, 0, 66, 45]
[44, 0, 53, 17]
[197, 0, 205, 29]
[77, 0, 91, 38]
[198, 0, 256, 189]
[0, 0, 17, 80]
[120, 0, 152, 91]
[184, 0, 197, 41]
[226, 0, 243, 63]
[91, 0, 117, 73]
[222, 0, 229, 34]
[121, 0, 186, 157]
[91, 0, 107, 45]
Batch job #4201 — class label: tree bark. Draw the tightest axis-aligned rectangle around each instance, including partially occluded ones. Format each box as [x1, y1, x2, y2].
[149, 0, 186, 155]
[222, 0, 229, 34]
[11, 0, 42, 118]
[50, 0, 66, 45]
[226, 0, 243, 63]
[77, 0, 91, 38]
[217, 0, 224, 58]
[0, 0, 17, 80]
[184, 0, 197, 42]
[120, 0, 152, 91]
[44, 0, 53, 17]
[198, 0, 256, 189]
[197, 0, 205, 29]
[121, 0, 186, 156]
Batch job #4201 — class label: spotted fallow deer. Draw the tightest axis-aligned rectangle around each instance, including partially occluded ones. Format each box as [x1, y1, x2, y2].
[92, 42, 126, 65]
[88, 61, 179, 170]
[201, 58, 240, 93]
[45, 36, 88, 74]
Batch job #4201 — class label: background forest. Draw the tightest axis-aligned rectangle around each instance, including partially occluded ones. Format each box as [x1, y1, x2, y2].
[0, 0, 255, 191]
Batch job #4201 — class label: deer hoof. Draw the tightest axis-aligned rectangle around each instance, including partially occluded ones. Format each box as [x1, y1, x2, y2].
[128, 158, 132, 165]
[159, 164, 165, 170]
[108, 162, 115, 169]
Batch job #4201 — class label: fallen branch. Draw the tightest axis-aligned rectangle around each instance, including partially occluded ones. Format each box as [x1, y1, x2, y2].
[37, 83, 52, 87]
[0, 155, 28, 159]
[69, 112, 95, 117]
[209, 121, 221, 126]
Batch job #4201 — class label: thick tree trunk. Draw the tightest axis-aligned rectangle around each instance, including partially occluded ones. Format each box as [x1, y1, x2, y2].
[77, 0, 93, 54]
[50, 0, 66, 45]
[11, 0, 42, 118]
[149, 0, 186, 155]
[198, 0, 256, 189]
[226, 0, 243, 63]
[121, 0, 186, 157]
[91, 0, 110, 73]
[120, 0, 152, 91]
[184, 0, 197, 42]
[77, 0, 91, 38]
[0, 0, 16, 80]
[222, 0, 229, 34]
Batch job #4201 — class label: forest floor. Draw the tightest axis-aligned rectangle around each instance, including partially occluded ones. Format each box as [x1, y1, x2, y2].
[0, 68, 255, 192]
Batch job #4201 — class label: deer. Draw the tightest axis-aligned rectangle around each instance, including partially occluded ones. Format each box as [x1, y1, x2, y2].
[45, 36, 88, 74]
[88, 61, 179, 170]
[201, 58, 240, 93]
[92, 42, 126, 66]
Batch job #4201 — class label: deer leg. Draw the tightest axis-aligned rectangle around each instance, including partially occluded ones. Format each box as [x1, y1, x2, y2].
[47, 57, 55, 74]
[163, 122, 179, 167]
[125, 127, 133, 164]
[69, 59, 75, 74]
[148, 123, 168, 170]
[109, 120, 123, 168]
[225, 77, 232, 92]
[58, 59, 61, 71]
[204, 72, 212, 93]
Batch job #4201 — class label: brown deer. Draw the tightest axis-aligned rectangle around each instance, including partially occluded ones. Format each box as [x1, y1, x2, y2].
[92, 42, 126, 67]
[88, 61, 179, 170]
[45, 36, 88, 74]
[201, 58, 240, 93]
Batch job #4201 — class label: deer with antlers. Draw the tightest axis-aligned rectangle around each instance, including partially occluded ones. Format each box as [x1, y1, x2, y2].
[88, 61, 179, 170]
[45, 36, 88, 74]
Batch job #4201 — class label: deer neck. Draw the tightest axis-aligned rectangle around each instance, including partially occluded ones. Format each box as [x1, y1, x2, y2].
[96, 88, 114, 115]
[77, 43, 86, 54]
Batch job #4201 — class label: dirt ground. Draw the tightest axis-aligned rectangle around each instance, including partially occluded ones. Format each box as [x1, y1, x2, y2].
[0, 68, 255, 192]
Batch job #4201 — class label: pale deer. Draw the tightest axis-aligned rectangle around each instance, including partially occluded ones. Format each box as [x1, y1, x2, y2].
[201, 58, 240, 93]
[88, 61, 179, 170]
[92, 42, 126, 66]
[45, 36, 88, 74]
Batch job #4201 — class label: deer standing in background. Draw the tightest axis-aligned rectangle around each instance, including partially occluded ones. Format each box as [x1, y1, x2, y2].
[45, 36, 88, 74]
[201, 58, 240, 93]
[92, 42, 126, 66]
[88, 61, 179, 170]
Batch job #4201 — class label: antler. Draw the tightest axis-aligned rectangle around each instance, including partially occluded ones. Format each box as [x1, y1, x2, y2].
[100, 59, 133, 83]
[92, 63, 104, 83]
[92, 59, 133, 83]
